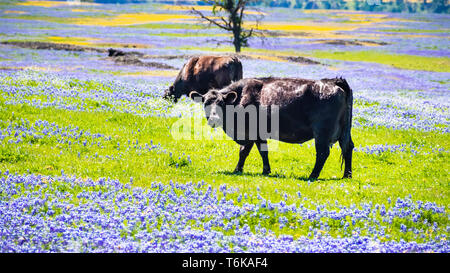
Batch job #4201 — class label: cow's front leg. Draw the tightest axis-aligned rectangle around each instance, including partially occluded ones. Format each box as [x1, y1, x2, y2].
[256, 141, 271, 175]
[309, 138, 330, 180]
[234, 142, 254, 173]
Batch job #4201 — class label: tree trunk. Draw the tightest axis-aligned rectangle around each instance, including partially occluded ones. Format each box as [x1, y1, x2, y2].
[231, 12, 241, 53]
[233, 32, 241, 53]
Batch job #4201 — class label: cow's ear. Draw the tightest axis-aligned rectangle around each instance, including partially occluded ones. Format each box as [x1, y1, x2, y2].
[224, 91, 238, 104]
[189, 91, 203, 102]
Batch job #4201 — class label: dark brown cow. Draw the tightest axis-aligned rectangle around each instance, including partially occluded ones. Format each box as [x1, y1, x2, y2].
[190, 77, 354, 180]
[163, 55, 243, 102]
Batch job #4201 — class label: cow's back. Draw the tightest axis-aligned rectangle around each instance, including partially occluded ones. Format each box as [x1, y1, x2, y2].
[194, 56, 242, 86]
[228, 78, 348, 142]
[238, 78, 347, 107]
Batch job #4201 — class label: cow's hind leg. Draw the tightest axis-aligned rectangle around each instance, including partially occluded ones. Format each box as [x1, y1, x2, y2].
[234, 142, 254, 173]
[339, 136, 354, 178]
[256, 141, 271, 175]
[309, 138, 330, 180]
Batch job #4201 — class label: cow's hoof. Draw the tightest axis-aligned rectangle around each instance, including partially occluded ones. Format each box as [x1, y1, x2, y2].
[262, 169, 271, 176]
[308, 174, 318, 181]
[343, 174, 352, 179]
[233, 169, 243, 174]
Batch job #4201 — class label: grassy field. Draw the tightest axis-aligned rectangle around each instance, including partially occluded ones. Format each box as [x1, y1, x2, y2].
[1, 90, 448, 244]
[1, 102, 448, 203]
[0, 1, 448, 252]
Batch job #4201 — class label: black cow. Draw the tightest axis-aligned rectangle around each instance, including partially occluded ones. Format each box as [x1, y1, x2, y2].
[189, 77, 354, 180]
[163, 55, 243, 102]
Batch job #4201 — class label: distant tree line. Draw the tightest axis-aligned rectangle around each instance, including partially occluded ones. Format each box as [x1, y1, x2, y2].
[153, 0, 448, 13]
[277, 0, 448, 13]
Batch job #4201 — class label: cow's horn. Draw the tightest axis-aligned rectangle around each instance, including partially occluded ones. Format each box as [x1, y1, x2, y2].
[224, 91, 238, 104]
[189, 91, 203, 101]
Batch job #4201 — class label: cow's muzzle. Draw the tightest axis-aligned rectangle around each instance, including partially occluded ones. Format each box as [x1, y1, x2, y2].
[163, 92, 177, 102]
[207, 117, 222, 128]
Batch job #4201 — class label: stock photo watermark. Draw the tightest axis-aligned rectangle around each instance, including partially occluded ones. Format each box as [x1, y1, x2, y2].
[170, 96, 281, 151]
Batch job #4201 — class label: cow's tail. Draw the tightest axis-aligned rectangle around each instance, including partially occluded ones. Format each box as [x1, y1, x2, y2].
[335, 77, 353, 170]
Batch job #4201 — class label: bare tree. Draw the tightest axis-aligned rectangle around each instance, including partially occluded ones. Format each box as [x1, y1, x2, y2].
[191, 0, 264, 53]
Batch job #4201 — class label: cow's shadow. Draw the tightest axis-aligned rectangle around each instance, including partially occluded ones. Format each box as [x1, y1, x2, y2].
[217, 170, 342, 182]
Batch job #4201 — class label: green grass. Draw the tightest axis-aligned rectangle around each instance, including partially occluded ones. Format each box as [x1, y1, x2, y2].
[1, 102, 448, 210]
[310, 50, 450, 72]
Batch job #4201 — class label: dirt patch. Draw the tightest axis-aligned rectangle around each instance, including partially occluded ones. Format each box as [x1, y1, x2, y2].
[1, 42, 177, 70]
[105, 49, 176, 69]
[1, 41, 107, 53]
[280, 56, 321, 65]
[359, 40, 389, 46]
[317, 39, 389, 46]
[106, 55, 177, 70]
